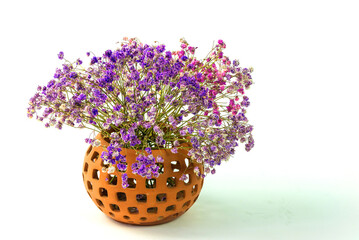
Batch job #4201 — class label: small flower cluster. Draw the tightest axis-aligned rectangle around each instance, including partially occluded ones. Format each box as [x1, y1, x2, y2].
[27, 37, 255, 188]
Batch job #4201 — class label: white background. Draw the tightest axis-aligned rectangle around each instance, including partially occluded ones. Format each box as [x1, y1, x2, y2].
[1, 0, 359, 239]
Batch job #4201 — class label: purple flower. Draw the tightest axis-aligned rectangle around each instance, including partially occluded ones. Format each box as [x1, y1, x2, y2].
[170, 147, 178, 154]
[117, 163, 127, 171]
[77, 93, 86, 101]
[113, 104, 122, 111]
[179, 174, 188, 181]
[145, 147, 152, 154]
[165, 51, 172, 59]
[121, 173, 129, 188]
[58, 51, 64, 60]
[210, 145, 217, 152]
[146, 51, 154, 59]
[143, 122, 152, 129]
[156, 155, 164, 163]
[90, 56, 98, 65]
[187, 126, 194, 134]
[69, 72, 78, 79]
[153, 125, 161, 134]
[156, 45, 166, 53]
[105, 50, 112, 58]
[92, 108, 98, 116]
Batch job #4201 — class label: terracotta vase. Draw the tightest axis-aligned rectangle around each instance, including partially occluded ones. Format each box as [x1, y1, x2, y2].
[82, 133, 204, 225]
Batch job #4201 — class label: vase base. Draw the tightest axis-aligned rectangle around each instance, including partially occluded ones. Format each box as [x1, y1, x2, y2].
[110, 211, 186, 226]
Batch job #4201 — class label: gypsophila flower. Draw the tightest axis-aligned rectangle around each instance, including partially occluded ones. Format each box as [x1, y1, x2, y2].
[93, 139, 101, 147]
[156, 155, 164, 163]
[58, 51, 64, 60]
[107, 166, 115, 174]
[27, 37, 255, 188]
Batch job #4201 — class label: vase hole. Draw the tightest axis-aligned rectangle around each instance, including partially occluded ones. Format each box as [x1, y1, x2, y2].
[182, 200, 191, 208]
[157, 216, 164, 220]
[171, 161, 181, 173]
[128, 207, 139, 214]
[108, 175, 117, 185]
[128, 178, 137, 189]
[117, 192, 127, 201]
[136, 194, 147, 203]
[96, 199, 104, 207]
[92, 169, 100, 180]
[110, 204, 120, 212]
[145, 179, 156, 189]
[140, 217, 147, 221]
[166, 177, 176, 188]
[165, 205, 176, 211]
[184, 158, 190, 168]
[156, 193, 167, 202]
[87, 181, 93, 190]
[193, 195, 199, 203]
[84, 163, 89, 172]
[109, 212, 115, 217]
[191, 184, 198, 195]
[176, 190, 185, 201]
[99, 188, 108, 197]
[147, 207, 158, 214]
[156, 163, 164, 174]
[86, 146, 92, 155]
[123, 215, 130, 220]
[91, 151, 99, 163]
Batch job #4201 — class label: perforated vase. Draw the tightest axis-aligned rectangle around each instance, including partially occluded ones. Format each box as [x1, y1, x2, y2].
[82, 133, 204, 225]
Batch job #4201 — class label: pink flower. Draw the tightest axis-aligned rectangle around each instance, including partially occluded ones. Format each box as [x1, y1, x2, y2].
[178, 50, 185, 58]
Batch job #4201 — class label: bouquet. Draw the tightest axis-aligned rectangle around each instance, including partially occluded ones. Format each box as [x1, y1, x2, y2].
[27, 37, 255, 188]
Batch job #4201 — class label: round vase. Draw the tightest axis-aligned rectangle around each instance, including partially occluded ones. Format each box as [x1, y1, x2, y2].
[82, 133, 204, 225]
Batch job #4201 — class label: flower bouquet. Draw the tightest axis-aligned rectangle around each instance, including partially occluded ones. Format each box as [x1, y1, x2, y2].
[27, 37, 254, 225]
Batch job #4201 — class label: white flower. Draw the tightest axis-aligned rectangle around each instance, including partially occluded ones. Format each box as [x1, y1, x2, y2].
[110, 132, 119, 139]
[92, 139, 101, 147]
[59, 104, 66, 111]
[126, 89, 133, 96]
[101, 167, 107, 173]
[107, 166, 115, 174]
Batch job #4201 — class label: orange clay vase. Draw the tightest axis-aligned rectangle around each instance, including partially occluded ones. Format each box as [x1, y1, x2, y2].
[82, 133, 204, 225]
